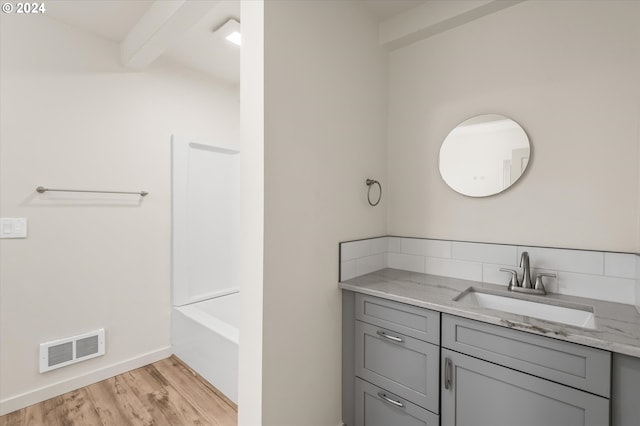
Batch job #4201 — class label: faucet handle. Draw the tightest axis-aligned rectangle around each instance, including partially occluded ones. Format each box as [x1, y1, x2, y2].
[500, 268, 520, 290]
[534, 272, 557, 294]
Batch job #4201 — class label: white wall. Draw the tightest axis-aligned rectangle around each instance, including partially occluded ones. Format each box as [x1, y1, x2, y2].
[388, 0, 640, 252]
[0, 14, 239, 413]
[238, 1, 264, 425]
[261, 1, 387, 424]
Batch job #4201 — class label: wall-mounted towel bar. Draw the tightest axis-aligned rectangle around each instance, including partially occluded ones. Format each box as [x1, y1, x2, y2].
[36, 186, 148, 197]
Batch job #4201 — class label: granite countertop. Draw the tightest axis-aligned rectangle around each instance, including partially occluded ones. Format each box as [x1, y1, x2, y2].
[339, 268, 640, 358]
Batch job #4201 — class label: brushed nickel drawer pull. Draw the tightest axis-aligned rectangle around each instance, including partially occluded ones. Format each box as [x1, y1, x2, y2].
[376, 330, 403, 343]
[377, 392, 404, 408]
[445, 357, 453, 390]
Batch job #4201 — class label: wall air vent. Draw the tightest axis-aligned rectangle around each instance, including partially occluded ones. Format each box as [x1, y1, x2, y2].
[39, 329, 105, 373]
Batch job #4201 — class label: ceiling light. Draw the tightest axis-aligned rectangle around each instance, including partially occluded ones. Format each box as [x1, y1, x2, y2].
[215, 18, 241, 47]
[226, 31, 241, 46]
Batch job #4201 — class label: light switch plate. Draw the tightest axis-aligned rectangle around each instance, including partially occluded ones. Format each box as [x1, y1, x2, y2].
[0, 218, 28, 238]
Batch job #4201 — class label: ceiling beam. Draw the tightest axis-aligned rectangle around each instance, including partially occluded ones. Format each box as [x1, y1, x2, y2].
[380, 0, 525, 50]
[120, 0, 219, 70]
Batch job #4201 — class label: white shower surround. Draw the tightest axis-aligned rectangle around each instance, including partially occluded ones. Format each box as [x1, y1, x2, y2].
[171, 136, 241, 305]
[171, 136, 240, 403]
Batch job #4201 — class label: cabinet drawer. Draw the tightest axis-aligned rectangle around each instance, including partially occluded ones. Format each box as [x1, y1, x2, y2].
[355, 294, 440, 344]
[441, 349, 610, 426]
[442, 314, 611, 397]
[355, 378, 439, 426]
[356, 321, 439, 413]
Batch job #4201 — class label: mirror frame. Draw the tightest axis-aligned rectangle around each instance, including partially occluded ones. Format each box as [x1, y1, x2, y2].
[438, 114, 531, 197]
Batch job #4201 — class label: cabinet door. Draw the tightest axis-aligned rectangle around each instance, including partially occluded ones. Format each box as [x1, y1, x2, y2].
[355, 378, 439, 426]
[356, 321, 439, 413]
[441, 349, 610, 426]
[442, 314, 611, 397]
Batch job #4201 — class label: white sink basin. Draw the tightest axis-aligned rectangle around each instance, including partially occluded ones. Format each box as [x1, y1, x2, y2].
[454, 288, 596, 329]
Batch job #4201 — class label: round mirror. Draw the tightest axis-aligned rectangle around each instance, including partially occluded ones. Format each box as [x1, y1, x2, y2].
[439, 114, 530, 197]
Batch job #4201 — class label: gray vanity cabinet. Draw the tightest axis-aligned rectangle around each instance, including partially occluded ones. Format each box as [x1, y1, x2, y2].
[346, 293, 441, 426]
[612, 353, 640, 426]
[441, 314, 611, 426]
[343, 292, 616, 426]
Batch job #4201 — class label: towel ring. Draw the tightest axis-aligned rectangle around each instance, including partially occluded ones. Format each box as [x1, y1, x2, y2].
[366, 179, 382, 206]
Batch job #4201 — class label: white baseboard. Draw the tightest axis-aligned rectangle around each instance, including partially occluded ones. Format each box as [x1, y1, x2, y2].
[0, 346, 172, 416]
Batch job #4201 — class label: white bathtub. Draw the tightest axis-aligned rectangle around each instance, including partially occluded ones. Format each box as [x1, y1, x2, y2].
[171, 292, 239, 404]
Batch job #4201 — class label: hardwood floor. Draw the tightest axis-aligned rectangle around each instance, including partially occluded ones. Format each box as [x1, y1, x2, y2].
[0, 356, 237, 426]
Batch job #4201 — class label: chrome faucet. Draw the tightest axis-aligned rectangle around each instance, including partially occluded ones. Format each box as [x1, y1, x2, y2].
[520, 251, 533, 289]
[499, 251, 556, 296]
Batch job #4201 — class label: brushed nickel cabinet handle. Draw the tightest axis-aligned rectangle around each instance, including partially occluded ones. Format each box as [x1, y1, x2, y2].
[377, 392, 404, 408]
[376, 330, 403, 343]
